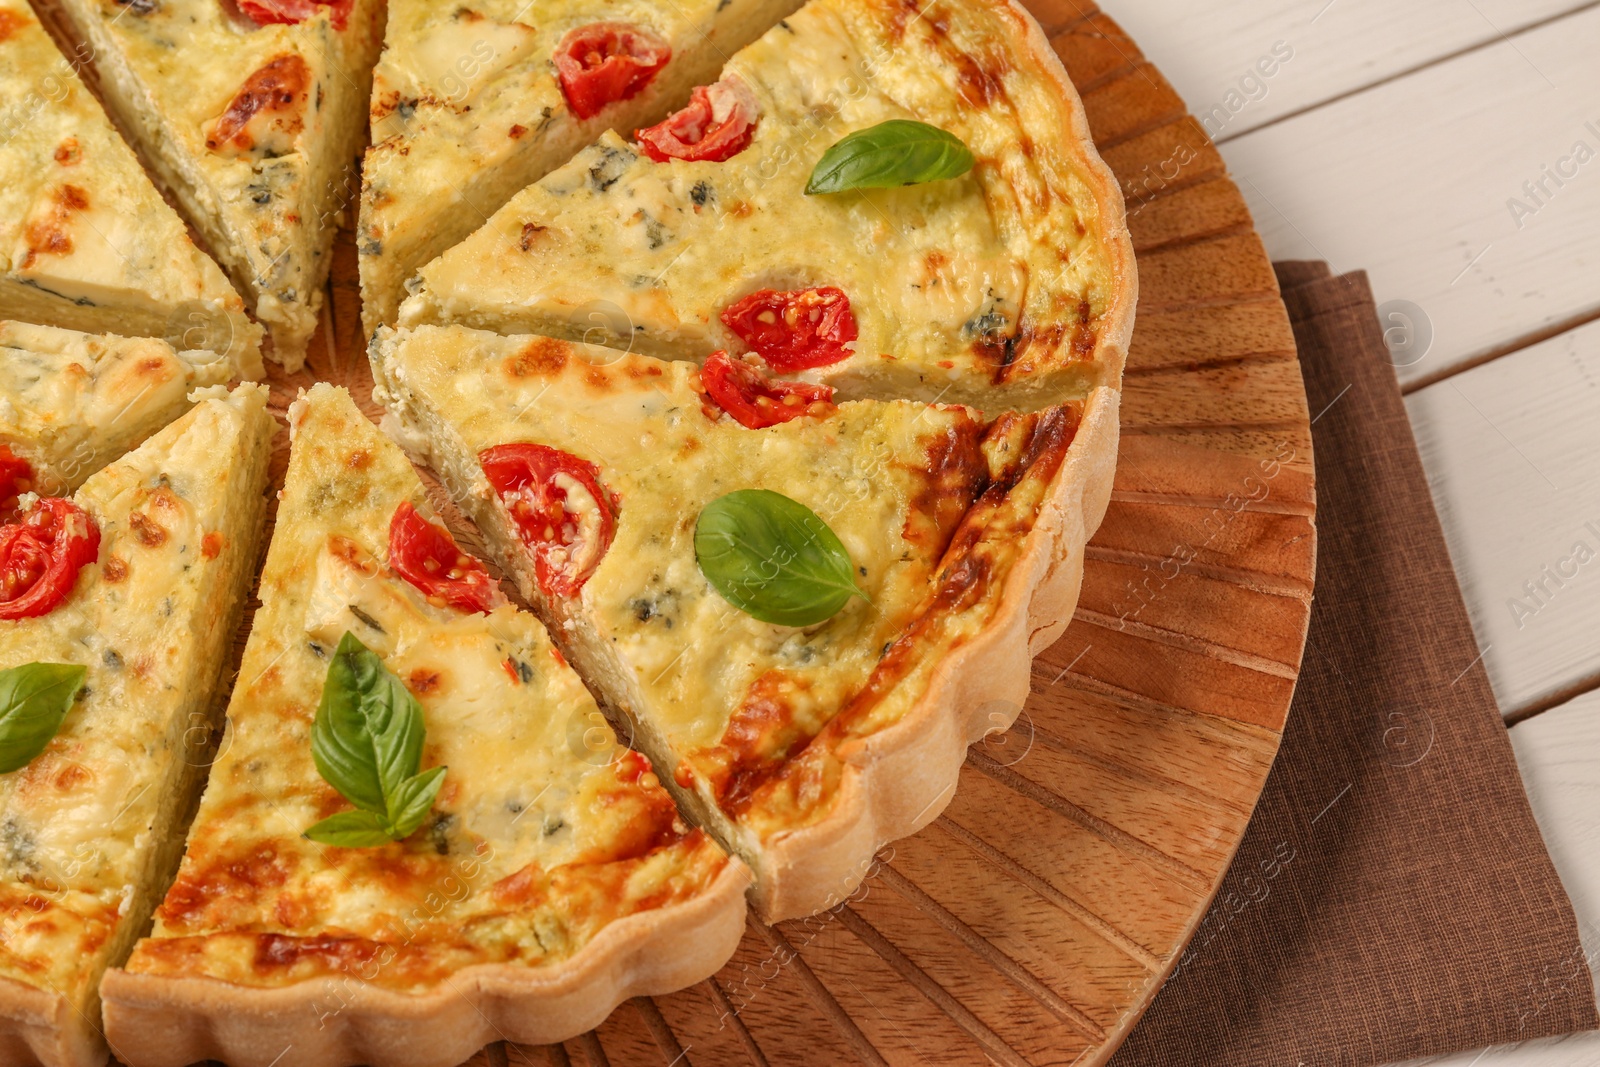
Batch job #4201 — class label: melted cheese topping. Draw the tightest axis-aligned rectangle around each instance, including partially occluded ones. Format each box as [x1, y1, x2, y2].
[0, 384, 271, 1010]
[46, 0, 383, 365]
[399, 0, 1121, 411]
[0, 3, 260, 368]
[123, 385, 731, 992]
[371, 326, 1066, 853]
[357, 0, 805, 334]
[0, 320, 243, 494]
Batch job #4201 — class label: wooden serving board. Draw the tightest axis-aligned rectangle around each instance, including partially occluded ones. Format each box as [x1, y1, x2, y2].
[207, 2, 1316, 1064]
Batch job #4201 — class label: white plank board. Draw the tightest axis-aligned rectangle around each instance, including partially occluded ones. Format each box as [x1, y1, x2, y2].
[1109, 0, 1587, 141]
[1398, 1030, 1600, 1066]
[1406, 318, 1600, 714]
[1217, 3, 1600, 386]
[1392, 693, 1600, 1066]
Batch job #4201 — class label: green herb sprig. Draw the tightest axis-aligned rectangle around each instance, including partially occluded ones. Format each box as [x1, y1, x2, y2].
[805, 119, 976, 195]
[0, 663, 85, 773]
[694, 490, 868, 627]
[305, 632, 446, 848]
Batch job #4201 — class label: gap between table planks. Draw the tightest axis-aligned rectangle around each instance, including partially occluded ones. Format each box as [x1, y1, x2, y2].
[1213, 2, 1600, 390]
[1109, 0, 1597, 146]
[187, 3, 1317, 1064]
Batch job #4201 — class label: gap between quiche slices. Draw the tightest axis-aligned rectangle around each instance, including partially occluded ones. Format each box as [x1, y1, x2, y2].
[0, 1, 265, 375]
[31, 0, 383, 370]
[370, 0, 1136, 921]
[99, 385, 753, 1067]
[358, 0, 809, 338]
[394, 0, 1123, 415]
[370, 323, 1128, 923]
[0, 384, 274, 1067]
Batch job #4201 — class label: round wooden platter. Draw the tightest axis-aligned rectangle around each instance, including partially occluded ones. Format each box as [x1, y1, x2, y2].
[215, 2, 1317, 1064]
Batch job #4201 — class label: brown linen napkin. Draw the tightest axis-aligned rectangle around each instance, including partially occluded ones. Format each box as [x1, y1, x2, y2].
[1110, 263, 1600, 1067]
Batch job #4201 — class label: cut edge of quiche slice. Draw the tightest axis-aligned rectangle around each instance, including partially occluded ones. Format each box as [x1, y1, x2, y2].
[395, 0, 1136, 414]
[371, 323, 1121, 922]
[101, 384, 748, 1067]
[357, 0, 807, 336]
[0, 382, 274, 1067]
[1, 319, 253, 502]
[0, 1, 264, 376]
[36, 0, 385, 370]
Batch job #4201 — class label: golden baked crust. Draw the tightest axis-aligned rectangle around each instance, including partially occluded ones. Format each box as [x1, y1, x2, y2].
[38, 0, 384, 368]
[101, 385, 748, 1067]
[397, 0, 1133, 412]
[370, 313, 1125, 919]
[357, 0, 805, 334]
[0, 384, 274, 1067]
[0, 2, 261, 372]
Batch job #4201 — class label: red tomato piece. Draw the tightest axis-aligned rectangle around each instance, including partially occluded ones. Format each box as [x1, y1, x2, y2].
[554, 22, 672, 121]
[237, 0, 352, 30]
[614, 749, 652, 783]
[388, 502, 502, 615]
[720, 287, 859, 371]
[0, 497, 100, 621]
[636, 75, 759, 163]
[479, 444, 617, 600]
[0, 446, 34, 523]
[701, 351, 835, 429]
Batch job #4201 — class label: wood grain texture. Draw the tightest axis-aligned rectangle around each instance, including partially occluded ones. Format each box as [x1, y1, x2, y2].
[165, 4, 1315, 1063]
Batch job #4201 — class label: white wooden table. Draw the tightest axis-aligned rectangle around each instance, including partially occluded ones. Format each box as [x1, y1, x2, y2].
[1110, 1, 1600, 1061]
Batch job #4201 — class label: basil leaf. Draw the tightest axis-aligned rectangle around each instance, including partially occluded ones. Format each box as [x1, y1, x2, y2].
[695, 490, 868, 627]
[386, 766, 448, 841]
[311, 632, 427, 815]
[307, 632, 446, 846]
[805, 119, 975, 195]
[0, 663, 86, 774]
[304, 809, 395, 848]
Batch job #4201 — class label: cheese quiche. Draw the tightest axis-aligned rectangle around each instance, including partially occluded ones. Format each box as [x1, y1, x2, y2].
[371, 323, 1119, 920]
[1, 320, 253, 506]
[0, 3, 261, 371]
[0, 383, 273, 1067]
[358, 0, 807, 335]
[40, 0, 384, 369]
[396, 0, 1134, 412]
[101, 385, 747, 1067]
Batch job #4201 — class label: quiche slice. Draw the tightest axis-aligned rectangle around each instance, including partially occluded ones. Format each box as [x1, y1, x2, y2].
[101, 385, 747, 1067]
[0, 383, 273, 1067]
[1, 320, 251, 505]
[371, 324, 1120, 921]
[396, 0, 1135, 412]
[40, 0, 384, 370]
[358, 0, 806, 335]
[0, 2, 262, 373]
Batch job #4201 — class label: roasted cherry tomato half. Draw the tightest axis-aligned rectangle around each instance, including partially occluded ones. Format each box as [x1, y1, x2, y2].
[637, 75, 759, 163]
[0, 497, 100, 621]
[554, 22, 672, 121]
[388, 502, 502, 615]
[701, 351, 834, 429]
[720, 286, 858, 372]
[0, 447, 34, 523]
[238, 0, 353, 30]
[479, 443, 617, 600]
